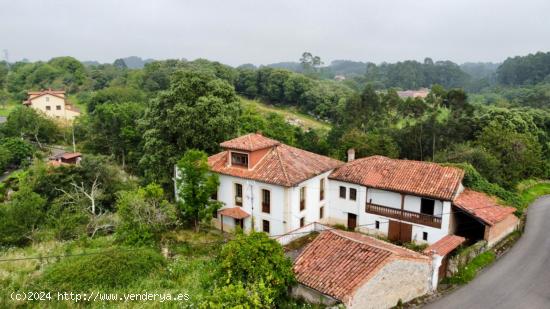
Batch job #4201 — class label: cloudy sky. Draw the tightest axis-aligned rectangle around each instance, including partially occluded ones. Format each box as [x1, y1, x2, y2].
[1, 0, 550, 66]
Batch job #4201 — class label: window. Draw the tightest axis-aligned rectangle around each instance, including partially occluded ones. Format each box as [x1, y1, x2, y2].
[300, 217, 305, 227]
[420, 198, 435, 216]
[45, 96, 49, 102]
[46, 106, 51, 111]
[262, 220, 270, 233]
[231, 152, 248, 167]
[56, 105, 61, 110]
[349, 188, 357, 201]
[211, 190, 218, 200]
[319, 206, 324, 219]
[339, 186, 346, 199]
[235, 183, 243, 206]
[262, 189, 270, 213]
[375, 220, 380, 229]
[300, 187, 306, 211]
[319, 178, 325, 200]
[423, 232, 428, 241]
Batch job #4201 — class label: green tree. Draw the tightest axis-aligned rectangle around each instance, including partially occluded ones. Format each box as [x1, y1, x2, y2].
[116, 183, 177, 245]
[140, 70, 241, 186]
[0, 189, 46, 245]
[175, 150, 220, 232]
[215, 232, 295, 301]
[1, 106, 60, 147]
[202, 281, 275, 309]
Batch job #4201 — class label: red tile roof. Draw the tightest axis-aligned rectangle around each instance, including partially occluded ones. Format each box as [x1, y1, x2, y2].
[220, 133, 280, 151]
[329, 156, 464, 200]
[453, 189, 516, 226]
[61, 152, 82, 160]
[218, 207, 250, 219]
[423, 235, 465, 256]
[24, 89, 66, 104]
[293, 230, 429, 303]
[209, 138, 343, 187]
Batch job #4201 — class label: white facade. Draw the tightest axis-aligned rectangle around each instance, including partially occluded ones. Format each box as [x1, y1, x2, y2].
[213, 171, 331, 236]
[328, 180, 453, 245]
[26, 94, 80, 121]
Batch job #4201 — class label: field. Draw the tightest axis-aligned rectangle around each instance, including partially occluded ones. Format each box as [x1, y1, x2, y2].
[0, 100, 17, 117]
[239, 96, 331, 133]
[0, 230, 225, 308]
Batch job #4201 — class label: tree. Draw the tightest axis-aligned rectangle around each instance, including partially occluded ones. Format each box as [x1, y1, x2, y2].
[116, 183, 177, 245]
[1, 106, 60, 148]
[300, 52, 323, 74]
[215, 232, 295, 301]
[202, 281, 275, 309]
[113, 58, 128, 69]
[175, 150, 220, 232]
[140, 70, 241, 186]
[0, 189, 46, 245]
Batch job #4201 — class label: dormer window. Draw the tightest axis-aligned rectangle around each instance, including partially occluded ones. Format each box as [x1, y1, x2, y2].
[231, 152, 248, 167]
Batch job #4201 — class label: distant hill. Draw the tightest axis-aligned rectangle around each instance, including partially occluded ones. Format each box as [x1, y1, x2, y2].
[265, 61, 303, 72]
[121, 56, 155, 69]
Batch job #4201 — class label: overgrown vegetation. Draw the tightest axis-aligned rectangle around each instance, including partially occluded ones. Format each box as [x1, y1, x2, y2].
[445, 251, 496, 284]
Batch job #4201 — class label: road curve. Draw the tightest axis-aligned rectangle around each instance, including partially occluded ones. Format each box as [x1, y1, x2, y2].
[424, 195, 550, 309]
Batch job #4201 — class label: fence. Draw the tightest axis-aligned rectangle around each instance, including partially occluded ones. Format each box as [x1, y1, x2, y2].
[274, 222, 330, 246]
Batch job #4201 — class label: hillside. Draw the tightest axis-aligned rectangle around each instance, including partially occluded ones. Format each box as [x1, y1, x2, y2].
[239, 96, 331, 133]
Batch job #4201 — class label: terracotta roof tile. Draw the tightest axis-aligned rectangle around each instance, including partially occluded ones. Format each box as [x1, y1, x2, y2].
[218, 207, 250, 219]
[61, 152, 82, 160]
[453, 189, 516, 226]
[329, 156, 464, 200]
[293, 230, 429, 303]
[220, 133, 280, 151]
[423, 235, 465, 256]
[209, 137, 343, 187]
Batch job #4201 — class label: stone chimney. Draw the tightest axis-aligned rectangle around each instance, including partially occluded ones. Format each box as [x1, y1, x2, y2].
[347, 148, 355, 162]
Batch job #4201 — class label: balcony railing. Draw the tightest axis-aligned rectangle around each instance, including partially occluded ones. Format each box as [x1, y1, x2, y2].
[365, 203, 442, 228]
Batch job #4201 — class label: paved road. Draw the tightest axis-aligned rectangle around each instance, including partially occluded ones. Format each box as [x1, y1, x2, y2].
[424, 195, 550, 309]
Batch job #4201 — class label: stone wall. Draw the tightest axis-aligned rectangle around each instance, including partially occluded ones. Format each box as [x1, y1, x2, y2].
[446, 240, 487, 277]
[348, 259, 431, 309]
[291, 284, 339, 306]
[484, 214, 519, 247]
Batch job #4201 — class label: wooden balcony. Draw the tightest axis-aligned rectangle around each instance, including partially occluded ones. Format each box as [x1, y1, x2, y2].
[365, 203, 442, 228]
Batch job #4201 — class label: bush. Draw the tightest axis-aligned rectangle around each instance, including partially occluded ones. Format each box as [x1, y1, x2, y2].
[215, 232, 295, 301]
[201, 281, 275, 309]
[115, 183, 177, 245]
[0, 189, 47, 246]
[37, 248, 165, 291]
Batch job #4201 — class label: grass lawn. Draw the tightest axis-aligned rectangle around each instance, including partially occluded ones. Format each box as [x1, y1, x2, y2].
[0, 229, 225, 308]
[0, 100, 18, 117]
[240, 96, 331, 133]
[518, 181, 550, 206]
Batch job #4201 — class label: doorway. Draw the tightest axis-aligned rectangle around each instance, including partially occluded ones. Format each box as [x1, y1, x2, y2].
[388, 220, 412, 243]
[347, 213, 357, 230]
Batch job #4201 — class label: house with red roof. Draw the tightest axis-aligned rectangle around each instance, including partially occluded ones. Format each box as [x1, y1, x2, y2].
[292, 229, 432, 308]
[23, 89, 80, 121]
[205, 133, 343, 235]
[179, 133, 519, 248]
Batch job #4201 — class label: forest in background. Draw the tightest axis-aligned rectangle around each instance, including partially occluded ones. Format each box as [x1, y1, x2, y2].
[0, 51, 549, 307]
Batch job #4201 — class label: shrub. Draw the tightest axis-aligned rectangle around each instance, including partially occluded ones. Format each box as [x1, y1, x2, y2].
[37, 248, 165, 291]
[115, 183, 177, 245]
[0, 189, 46, 246]
[446, 251, 496, 284]
[201, 281, 275, 309]
[215, 232, 295, 300]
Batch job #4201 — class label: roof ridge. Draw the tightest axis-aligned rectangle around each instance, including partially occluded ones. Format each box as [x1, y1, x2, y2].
[275, 146, 291, 185]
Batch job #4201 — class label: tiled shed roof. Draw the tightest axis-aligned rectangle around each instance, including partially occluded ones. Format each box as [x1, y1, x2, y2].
[209, 138, 343, 187]
[220, 133, 280, 151]
[293, 229, 429, 303]
[218, 207, 250, 219]
[453, 189, 516, 226]
[329, 156, 464, 200]
[423, 235, 465, 256]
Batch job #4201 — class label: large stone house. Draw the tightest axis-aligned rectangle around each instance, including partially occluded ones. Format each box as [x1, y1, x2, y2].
[23, 89, 80, 121]
[177, 133, 518, 247]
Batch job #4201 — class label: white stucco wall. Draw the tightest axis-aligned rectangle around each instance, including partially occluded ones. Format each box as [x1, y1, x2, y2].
[330, 180, 452, 244]
[287, 171, 332, 231]
[215, 174, 288, 236]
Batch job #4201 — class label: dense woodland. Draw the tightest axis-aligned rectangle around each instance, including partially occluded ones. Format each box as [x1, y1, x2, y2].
[0, 52, 549, 307]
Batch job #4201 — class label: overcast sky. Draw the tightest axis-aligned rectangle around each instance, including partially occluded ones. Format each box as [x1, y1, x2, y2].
[2, 0, 550, 66]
